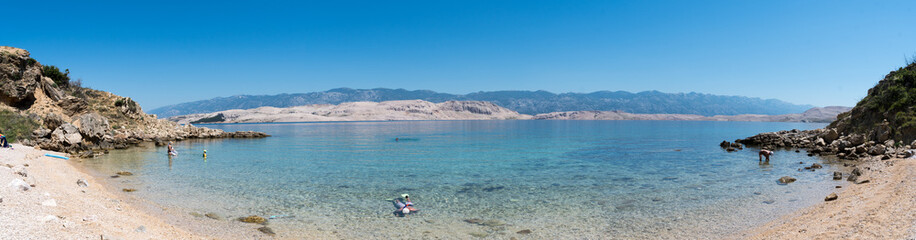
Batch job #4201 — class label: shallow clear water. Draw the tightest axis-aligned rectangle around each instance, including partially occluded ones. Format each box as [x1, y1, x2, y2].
[81, 120, 847, 239]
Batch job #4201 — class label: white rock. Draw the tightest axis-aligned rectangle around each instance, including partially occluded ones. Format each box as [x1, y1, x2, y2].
[41, 199, 57, 207]
[8, 179, 29, 191]
[41, 215, 58, 222]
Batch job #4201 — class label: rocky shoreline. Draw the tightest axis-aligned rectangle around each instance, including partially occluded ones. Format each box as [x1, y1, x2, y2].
[22, 113, 269, 158]
[733, 128, 913, 161]
[1, 46, 268, 158]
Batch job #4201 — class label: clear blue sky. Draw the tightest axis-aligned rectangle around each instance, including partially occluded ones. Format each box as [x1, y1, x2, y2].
[5, 1, 915, 110]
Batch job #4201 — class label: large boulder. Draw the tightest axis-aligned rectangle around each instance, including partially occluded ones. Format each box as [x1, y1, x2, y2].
[847, 134, 866, 146]
[0, 47, 41, 108]
[77, 113, 111, 141]
[40, 76, 64, 101]
[31, 128, 52, 139]
[821, 129, 839, 143]
[867, 144, 886, 155]
[51, 123, 82, 146]
[43, 112, 65, 130]
[58, 96, 88, 115]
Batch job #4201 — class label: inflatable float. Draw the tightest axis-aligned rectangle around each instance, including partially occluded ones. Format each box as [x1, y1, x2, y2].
[44, 153, 69, 160]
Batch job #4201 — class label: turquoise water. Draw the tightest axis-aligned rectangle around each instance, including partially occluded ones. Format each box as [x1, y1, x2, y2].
[81, 120, 847, 239]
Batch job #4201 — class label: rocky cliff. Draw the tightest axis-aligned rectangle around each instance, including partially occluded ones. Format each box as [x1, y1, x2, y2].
[533, 106, 850, 123]
[736, 62, 916, 162]
[167, 100, 531, 124]
[0, 46, 267, 156]
[828, 62, 916, 143]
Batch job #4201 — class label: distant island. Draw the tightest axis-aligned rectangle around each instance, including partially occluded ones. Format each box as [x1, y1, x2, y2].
[149, 88, 814, 118]
[166, 99, 849, 124]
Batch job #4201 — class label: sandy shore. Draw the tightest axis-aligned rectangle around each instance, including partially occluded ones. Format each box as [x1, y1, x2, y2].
[742, 157, 916, 239]
[0, 144, 205, 239]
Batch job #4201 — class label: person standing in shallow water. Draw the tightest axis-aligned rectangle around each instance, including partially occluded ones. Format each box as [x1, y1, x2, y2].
[759, 149, 773, 162]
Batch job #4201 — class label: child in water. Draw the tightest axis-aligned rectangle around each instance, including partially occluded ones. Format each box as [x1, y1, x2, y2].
[394, 194, 418, 217]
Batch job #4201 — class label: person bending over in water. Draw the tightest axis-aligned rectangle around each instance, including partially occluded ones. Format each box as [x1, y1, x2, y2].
[759, 149, 773, 162]
[394, 194, 418, 217]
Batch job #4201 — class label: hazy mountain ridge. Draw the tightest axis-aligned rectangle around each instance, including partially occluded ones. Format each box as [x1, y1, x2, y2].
[166, 100, 530, 124]
[149, 88, 815, 118]
[534, 106, 851, 123]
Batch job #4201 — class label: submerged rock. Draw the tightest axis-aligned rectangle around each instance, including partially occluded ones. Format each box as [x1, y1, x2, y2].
[777, 176, 797, 185]
[832, 172, 842, 180]
[239, 215, 267, 224]
[468, 232, 488, 238]
[116, 171, 133, 176]
[464, 219, 484, 224]
[122, 188, 137, 192]
[257, 226, 276, 236]
[205, 213, 223, 220]
[516, 229, 532, 234]
[482, 219, 506, 227]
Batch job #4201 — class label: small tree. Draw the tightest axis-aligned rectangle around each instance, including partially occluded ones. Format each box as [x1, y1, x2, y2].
[42, 65, 70, 87]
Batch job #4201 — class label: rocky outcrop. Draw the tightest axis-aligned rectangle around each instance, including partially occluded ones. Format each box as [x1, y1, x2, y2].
[534, 106, 851, 123]
[735, 62, 916, 186]
[76, 113, 111, 141]
[735, 128, 908, 161]
[167, 100, 532, 124]
[0, 46, 270, 156]
[50, 123, 82, 147]
[0, 47, 41, 108]
[828, 62, 916, 143]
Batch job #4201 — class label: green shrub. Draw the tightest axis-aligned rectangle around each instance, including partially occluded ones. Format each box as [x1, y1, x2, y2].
[41, 65, 70, 86]
[0, 110, 40, 143]
[191, 113, 226, 124]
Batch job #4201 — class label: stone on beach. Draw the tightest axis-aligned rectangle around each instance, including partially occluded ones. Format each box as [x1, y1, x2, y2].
[517, 229, 532, 234]
[76, 179, 89, 187]
[824, 193, 838, 201]
[122, 188, 137, 192]
[116, 171, 133, 176]
[833, 172, 842, 180]
[8, 179, 30, 191]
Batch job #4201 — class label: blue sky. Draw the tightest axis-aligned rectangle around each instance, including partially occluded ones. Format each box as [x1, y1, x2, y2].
[5, 1, 915, 110]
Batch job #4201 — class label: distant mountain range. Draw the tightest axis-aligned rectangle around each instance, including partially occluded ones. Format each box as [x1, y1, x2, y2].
[148, 88, 815, 118]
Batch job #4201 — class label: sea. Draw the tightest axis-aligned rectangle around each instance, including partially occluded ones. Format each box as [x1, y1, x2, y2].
[79, 120, 849, 239]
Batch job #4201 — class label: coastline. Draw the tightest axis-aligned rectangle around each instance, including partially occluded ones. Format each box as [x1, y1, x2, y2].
[740, 157, 916, 239]
[4, 141, 913, 239]
[0, 144, 202, 239]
